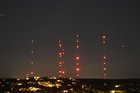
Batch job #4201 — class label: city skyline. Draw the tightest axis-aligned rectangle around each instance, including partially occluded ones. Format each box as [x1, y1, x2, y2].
[0, 0, 140, 79]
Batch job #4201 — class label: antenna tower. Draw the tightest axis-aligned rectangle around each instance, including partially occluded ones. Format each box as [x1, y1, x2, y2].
[58, 40, 65, 78]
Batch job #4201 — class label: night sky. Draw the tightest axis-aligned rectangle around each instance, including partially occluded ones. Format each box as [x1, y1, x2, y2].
[0, 0, 140, 79]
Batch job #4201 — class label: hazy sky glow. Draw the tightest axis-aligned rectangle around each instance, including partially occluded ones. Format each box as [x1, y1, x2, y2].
[0, 0, 140, 79]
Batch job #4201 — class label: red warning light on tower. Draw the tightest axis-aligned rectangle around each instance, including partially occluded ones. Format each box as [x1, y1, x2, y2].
[76, 56, 80, 60]
[62, 71, 65, 74]
[102, 35, 107, 44]
[59, 52, 62, 57]
[77, 34, 79, 37]
[31, 40, 34, 43]
[76, 45, 79, 48]
[76, 68, 80, 71]
[102, 35, 106, 39]
[31, 71, 34, 75]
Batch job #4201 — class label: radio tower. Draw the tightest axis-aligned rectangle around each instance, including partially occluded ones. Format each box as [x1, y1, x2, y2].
[75, 34, 80, 77]
[58, 40, 65, 78]
[101, 34, 108, 86]
[26, 39, 37, 78]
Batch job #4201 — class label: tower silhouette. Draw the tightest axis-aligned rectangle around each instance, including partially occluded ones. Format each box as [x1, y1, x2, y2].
[58, 40, 65, 78]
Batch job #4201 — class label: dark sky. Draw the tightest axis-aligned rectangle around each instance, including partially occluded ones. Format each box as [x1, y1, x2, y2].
[0, 0, 140, 79]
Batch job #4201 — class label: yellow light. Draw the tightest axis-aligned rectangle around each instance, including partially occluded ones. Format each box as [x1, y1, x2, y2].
[34, 76, 40, 81]
[110, 90, 115, 93]
[29, 87, 40, 92]
[47, 84, 54, 87]
[38, 81, 55, 87]
[26, 77, 29, 80]
[57, 79, 63, 82]
[56, 83, 61, 88]
[17, 78, 20, 81]
[50, 76, 57, 79]
[63, 90, 68, 93]
[110, 90, 126, 93]
[16, 83, 22, 86]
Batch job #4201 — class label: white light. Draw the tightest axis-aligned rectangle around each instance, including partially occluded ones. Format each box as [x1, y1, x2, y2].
[103, 56, 106, 59]
[70, 88, 73, 91]
[59, 62, 62, 64]
[77, 63, 79, 65]
[104, 74, 106, 76]
[59, 44, 62, 47]
[104, 68, 106, 71]
[63, 90, 68, 93]
[31, 40, 34, 43]
[115, 85, 120, 88]
[59, 52, 62, 57]
[77, 40, 79, 42]
[103, 41, 106, 44]
[31, 72, 34, 75]
[76, 45, 79, 48]
[77, 35, 79, 37]
[76, 56, 80, 60]
[103, 35, 106, 39]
